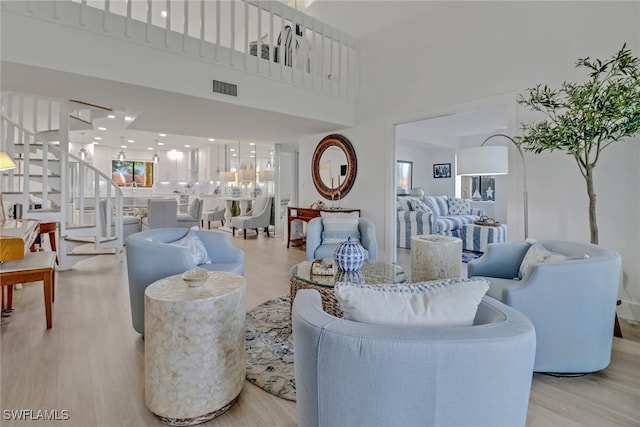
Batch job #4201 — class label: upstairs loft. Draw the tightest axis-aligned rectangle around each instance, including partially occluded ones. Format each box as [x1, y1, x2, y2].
[1, 0, 357, 128]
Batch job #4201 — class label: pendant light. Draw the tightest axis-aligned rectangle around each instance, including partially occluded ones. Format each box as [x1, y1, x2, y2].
[152, 139, 160, 164]
[79, 132, 88, 160]
[118, 136, 126, 160]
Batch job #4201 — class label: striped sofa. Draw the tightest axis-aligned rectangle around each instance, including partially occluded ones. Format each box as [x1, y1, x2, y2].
[397, 195, 483, 249]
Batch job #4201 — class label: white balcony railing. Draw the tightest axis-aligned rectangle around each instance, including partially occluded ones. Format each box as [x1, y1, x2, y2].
[12, 0, 357, 99]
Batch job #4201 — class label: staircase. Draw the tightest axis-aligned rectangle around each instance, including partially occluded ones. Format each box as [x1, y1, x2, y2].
[1, 92, 125, 270]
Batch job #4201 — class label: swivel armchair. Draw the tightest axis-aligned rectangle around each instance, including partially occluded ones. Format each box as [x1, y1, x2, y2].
[126, 228, 244, 334]
[468, 240, 622, 373]
[292, 289, 536, 427]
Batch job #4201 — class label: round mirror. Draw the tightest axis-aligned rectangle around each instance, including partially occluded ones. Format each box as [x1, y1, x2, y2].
[312, 134, 357, 200]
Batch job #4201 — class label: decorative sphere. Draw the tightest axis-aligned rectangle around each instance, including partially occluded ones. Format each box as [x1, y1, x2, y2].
[334, 237, 365, 272]
[410, 187, 425, 197]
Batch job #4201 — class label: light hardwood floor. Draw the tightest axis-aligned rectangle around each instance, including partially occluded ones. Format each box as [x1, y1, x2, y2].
[1, 234, 639, 427]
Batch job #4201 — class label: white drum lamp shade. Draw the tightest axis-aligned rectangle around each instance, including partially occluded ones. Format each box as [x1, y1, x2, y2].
[456, 146, 508, 176]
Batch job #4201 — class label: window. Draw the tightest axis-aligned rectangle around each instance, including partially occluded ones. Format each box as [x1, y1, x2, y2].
[111, 160, 154, 187]
[396, 160, 413, 194]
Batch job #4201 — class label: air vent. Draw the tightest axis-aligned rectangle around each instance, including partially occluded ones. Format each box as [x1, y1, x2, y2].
[212, 79, 237, 97]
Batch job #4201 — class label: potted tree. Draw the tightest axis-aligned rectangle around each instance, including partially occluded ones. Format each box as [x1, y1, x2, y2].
[518, 44, 640, 244]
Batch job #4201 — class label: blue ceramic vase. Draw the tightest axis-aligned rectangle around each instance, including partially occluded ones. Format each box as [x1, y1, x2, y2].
[334, 236, 365, 272]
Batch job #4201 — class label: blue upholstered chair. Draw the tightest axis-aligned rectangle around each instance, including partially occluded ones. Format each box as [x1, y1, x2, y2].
[467, 240, 622, 373]
[305, 217, 378, 262]
[292, 289, 536, 427]
[125, 228, 244, 334]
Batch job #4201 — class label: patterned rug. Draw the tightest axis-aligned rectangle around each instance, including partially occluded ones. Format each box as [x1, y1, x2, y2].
[245, 296, 296, 401]
[462, 250, 483, 263]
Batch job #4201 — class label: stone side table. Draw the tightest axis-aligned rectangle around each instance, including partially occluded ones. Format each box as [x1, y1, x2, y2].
[144, 271, 246, 426]
[411, 235, 462, 282]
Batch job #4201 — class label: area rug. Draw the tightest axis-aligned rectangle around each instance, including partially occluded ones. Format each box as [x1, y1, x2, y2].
[462, 250, 483, 263]
[245, 296, 296, 401]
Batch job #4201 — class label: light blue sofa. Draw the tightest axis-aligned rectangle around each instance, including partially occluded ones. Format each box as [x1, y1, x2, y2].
[305, 217, 378, 262]
[468, 240, 622, 373]
[125, 228, 244, 334]
[292, 289, 536, 427]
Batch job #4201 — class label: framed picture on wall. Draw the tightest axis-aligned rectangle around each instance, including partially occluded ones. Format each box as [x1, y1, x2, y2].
[433, 163, 451, 179]
[396, 160, 413, 194]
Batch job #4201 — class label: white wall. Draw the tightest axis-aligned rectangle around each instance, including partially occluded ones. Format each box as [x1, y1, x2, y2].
[299, 1, 640, 320]
[396, 143, 456, 196]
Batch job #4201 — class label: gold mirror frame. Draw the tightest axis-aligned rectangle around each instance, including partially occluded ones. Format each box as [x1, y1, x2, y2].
[311, 134, 357, 200]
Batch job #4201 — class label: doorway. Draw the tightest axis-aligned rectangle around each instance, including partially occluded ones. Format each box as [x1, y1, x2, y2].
[392, 102, 512, 268]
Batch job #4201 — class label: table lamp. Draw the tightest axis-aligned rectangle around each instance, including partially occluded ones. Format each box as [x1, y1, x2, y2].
[0, 152, 18, 221]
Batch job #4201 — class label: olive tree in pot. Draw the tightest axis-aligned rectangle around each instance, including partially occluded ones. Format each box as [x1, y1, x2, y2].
[517, 44, 640, 244]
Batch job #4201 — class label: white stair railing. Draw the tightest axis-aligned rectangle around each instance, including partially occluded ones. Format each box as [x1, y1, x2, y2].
[4, 0, 357, 99]
[1, 93, 125, 267]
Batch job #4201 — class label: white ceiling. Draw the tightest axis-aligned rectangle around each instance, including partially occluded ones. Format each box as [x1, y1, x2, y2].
[396, 105, 509, 150]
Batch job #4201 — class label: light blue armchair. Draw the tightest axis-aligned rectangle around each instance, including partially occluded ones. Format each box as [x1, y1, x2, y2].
[292, 289, 536, 427]
[125, 228, 244, 334]
[467, 240, 622, 373]
[305, 217, 378, 261]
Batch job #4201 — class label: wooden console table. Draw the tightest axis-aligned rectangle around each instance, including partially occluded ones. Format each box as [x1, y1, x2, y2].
[287, 207, 360, 248]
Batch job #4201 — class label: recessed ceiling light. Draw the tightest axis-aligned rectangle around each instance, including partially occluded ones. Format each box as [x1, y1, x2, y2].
[128, 139, 135, 143]
[147, 147, 153, 150]
[232, 154, 237, 157]
[250, 150, 256, 153]
[94, 137, 102, 140]
[230, 148, 236, 152]
[98, 127, 107, 131]
[160, 10, 167, 18]
[249, 142, 256, 145]
[158, 142, 165, 146]
[92, 142, 99, 145]
[121, 145, 127, 148]
[208, 138, 215, 142]
[185, 144, 191, 148]
[107, 114, 116, 119]
[159, 133, 166, 137]
[124, 116, 133, 122]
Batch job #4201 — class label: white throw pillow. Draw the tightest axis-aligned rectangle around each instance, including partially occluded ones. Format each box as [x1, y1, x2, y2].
[168, 230, 212, 265]
[518, 242, 567, 279]
[334, 278, 489, 327]
[320, 211, 360, 244]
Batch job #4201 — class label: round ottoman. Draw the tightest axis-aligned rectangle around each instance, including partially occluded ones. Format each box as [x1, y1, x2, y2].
[144, 271, 246, 425]
[411, 234, 462, 281]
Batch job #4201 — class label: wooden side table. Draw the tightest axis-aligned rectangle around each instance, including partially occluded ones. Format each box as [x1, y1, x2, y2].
[144, 271, 246, 425]
[0, 251, 56, 328]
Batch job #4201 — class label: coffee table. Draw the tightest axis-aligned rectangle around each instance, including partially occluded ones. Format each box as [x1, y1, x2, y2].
[290, 260, 406, 317]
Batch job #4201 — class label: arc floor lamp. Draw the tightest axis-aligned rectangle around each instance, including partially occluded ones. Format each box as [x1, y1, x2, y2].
[456, 133, 528, 239]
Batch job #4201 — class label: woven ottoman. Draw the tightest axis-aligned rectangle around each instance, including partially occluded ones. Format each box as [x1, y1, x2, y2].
[461, 223, 507, 252]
